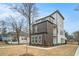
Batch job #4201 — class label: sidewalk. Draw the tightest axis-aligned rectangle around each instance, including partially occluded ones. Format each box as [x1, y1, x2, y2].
[27, 45, 68, 50]
[75, 46, 79, 56]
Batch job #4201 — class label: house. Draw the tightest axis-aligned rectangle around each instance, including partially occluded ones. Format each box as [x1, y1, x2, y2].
[0, 31, 29, 44]
[0, 35, 2, 41]
[7, 31, 29, 44]
[0, 34, 8, 41]
[31, 10, 66, 46]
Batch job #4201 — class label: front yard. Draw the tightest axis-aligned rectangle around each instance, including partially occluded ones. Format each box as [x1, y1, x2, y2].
[0, 44, 78, 56]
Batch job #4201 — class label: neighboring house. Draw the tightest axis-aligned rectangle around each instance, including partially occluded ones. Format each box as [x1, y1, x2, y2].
[7, 31, 29, 44]
[31, 10, 66, 46]
[0, 34, 7, 41]
[0, 31, 29, 44]
[0, 35, 3, 41]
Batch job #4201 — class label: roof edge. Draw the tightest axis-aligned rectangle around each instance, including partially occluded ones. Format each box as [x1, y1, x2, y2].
[36, 10, 64, 22]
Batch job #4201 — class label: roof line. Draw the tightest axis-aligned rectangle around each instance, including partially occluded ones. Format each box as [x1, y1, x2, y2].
[50, 10, 64, 19]
[36, 10, 64, 22]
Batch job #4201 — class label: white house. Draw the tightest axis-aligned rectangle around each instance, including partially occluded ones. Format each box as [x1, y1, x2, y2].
[1, 32, 29, 44]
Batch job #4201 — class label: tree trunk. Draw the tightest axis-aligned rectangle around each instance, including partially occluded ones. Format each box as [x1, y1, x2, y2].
[16, 30, 20, 45]
[28, 17, 31, 45]
[17, 36, 20, 45]
[28, 5, 31, 45]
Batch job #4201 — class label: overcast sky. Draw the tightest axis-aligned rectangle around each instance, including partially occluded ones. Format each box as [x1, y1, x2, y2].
[0, 3, 79, 34]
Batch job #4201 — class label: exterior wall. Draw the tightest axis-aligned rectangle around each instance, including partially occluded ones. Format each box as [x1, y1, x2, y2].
[32, 21, 47, 34]
[53, 37, 57, 44]
[19, 36, 27, 44]
[42, 33, 46, 46]
[46, 21, 53, 46]
[2, 37, 8, 41]
[51, 12, 65, 44]
[31, 21, 55, 46]
[47, 21, 53, 35]
[7, 36, 27, 44]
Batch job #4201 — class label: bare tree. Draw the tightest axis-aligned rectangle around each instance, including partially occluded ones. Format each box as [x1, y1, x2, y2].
[10, 3, 38, 45]
[0, 20, 7, 35]
[7, 15, 26, 44]
[65, 31, 73, 41]
[73, 31, 79, 45]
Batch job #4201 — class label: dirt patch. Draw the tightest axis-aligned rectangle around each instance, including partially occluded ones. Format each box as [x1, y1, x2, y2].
[47, 45, 78, 56]
[26, 45, 78, 56]
[0, 45, 78, 56]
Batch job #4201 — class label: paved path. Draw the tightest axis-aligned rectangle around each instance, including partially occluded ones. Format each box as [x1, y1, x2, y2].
[0, 45, 26, 48]
[75, 46, 79, 56]
[0, 45, 17, 48]
[27, 45, 67, 50]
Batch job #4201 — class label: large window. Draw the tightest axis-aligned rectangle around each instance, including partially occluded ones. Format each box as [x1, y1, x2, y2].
[31, 35, 42, 44]
[39, 36, 41, 39]
[39, 36, 41, 43]
[32, 37, 34, 42]
[35, 36, 37, 43]
[38, 35, 42, 44]
[31, 36, 35, 44]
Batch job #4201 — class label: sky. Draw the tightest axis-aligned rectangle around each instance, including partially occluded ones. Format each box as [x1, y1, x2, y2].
[0, 3, 79, 34]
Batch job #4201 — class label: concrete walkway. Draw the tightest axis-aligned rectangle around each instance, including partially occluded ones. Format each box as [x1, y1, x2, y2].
[27, 45, 68, 50]
[0, 45, 17, 48]
[75, 46, 79, 56]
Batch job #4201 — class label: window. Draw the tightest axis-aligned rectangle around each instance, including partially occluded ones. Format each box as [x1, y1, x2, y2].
[35, 36, 37, 43]
[39, 36, 41, 39]
[12, 39, 17, 42]
[31, 36, 34, 43]
[39, 36, 41, 43]
[32, 39, 34, 43]
[22, 37, 26, 40]
[38, 35, 42, 44]
[35, 39, 37, 43]
[32, 37, 34, 40]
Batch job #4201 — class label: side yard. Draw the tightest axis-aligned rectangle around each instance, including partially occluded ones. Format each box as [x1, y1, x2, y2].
[0, 44, 78, 56]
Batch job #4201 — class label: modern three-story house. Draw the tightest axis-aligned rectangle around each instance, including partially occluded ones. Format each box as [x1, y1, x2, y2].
[31, 10, 66, 46]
